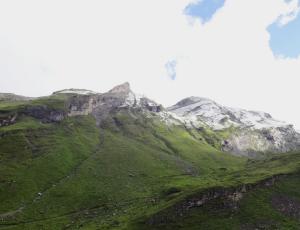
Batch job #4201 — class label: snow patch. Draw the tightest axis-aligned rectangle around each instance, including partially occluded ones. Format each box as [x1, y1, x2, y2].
[169, 97, 289, 130]
[55, 89, 98, 95]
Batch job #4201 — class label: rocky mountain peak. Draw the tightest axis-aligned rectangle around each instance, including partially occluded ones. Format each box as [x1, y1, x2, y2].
[65, 82, 164, 126]
[168, 96, 300, 156]
[108, 82, 131, 94]
[168, 96, 290, 131]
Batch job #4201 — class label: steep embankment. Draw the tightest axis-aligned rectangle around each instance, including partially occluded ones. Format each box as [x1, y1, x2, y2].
[133, 170, 300, 230]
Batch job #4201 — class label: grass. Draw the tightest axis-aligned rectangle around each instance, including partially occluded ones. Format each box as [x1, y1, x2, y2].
[0, 97, 299, 229]
[133, 172, 300, 230]
[0, 115, 100, 215]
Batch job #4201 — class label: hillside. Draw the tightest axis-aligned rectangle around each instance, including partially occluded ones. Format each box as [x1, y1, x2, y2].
[0, 83, 300, 229]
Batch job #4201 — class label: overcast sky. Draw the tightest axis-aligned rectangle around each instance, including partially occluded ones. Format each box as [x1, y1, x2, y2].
[0, 0, 300, 129]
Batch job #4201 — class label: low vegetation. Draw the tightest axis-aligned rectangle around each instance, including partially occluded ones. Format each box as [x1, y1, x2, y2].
[0, 97, 299, 229]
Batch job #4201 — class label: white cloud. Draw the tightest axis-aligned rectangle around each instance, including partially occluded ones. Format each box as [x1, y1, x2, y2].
[0, 0, 299, 128]
[165, 59, 177, 80]
[277, 0, 300, 26]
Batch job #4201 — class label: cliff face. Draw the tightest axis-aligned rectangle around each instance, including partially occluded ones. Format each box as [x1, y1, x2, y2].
[221, 126, 300, 157]
[63, 83, 163, 125]
[23, 105, 65, 123]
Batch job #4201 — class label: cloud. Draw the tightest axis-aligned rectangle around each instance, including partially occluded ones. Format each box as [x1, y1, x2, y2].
[267, 0, 300, 58]
[277, 0, 300, 26]
[165, 60, 177, 80]
[0, 0, 299, 128]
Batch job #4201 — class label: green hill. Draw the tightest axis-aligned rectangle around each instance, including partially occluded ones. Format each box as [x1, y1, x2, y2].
[0, 93, 299, 230]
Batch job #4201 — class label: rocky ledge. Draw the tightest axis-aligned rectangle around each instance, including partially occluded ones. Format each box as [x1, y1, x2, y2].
[147, 174, 288, 226]
[0, 114, 17, 127]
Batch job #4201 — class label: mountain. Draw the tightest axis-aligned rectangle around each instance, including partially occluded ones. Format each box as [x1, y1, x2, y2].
[168, 96, 287, 130]
[0, 83, 300, 230]
[0, 93, 33, 102]
[54, 82, 164, 122]
[168, 96, 300, 157]
[53, 84, 300, 157]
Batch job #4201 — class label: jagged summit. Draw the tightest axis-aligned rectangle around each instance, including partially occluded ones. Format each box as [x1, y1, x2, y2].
[65, 82, 164, 125]
[104, 82, 163, 111]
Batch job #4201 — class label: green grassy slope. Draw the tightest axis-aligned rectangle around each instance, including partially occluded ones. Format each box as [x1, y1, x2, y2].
[0, 98, 300, 229]
[134, 171, 300, 230]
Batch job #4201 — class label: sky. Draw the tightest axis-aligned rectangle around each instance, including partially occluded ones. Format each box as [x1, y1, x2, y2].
[268, 4, 300, 59]
[185, 0, 225, 24]
[0, 0, 300, 129]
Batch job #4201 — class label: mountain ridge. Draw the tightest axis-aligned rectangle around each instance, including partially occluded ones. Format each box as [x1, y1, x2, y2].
[1, 82, 299, 157]
[1, 82, 300, 229]
[2, 84, 298, 131]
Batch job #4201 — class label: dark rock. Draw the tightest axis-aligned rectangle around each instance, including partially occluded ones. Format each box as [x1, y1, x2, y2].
[0, 114, 17, 127]
[23, 105, 65, 123]
[147, 174, 286, 226]
[271, 194, 300, 219]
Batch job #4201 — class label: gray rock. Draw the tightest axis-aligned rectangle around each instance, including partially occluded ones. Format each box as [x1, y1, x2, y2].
[65, 82, 164, 125]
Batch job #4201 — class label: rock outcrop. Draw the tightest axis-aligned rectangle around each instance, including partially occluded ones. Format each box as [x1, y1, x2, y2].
[62, 82, 164, 125]
[0, 114, 17, 127]
[222, 126, 300, 157]
[0, 83, 164, 127]
[147, 174, 285, 226]
[23, 105, 65, 123]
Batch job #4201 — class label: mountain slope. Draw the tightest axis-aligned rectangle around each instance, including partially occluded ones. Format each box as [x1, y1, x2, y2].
[0, 83, 300, 229]
[0, 85, 245, 229]
[0, 93, 33, 102]
[168, 97, 300, 157]
[133, 169, 300, 230]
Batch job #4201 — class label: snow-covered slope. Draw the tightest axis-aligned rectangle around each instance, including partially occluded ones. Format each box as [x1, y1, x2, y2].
[168, 97, 288, 130]
[168, 97, 300, 156]
[53, 89, 98, 95]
